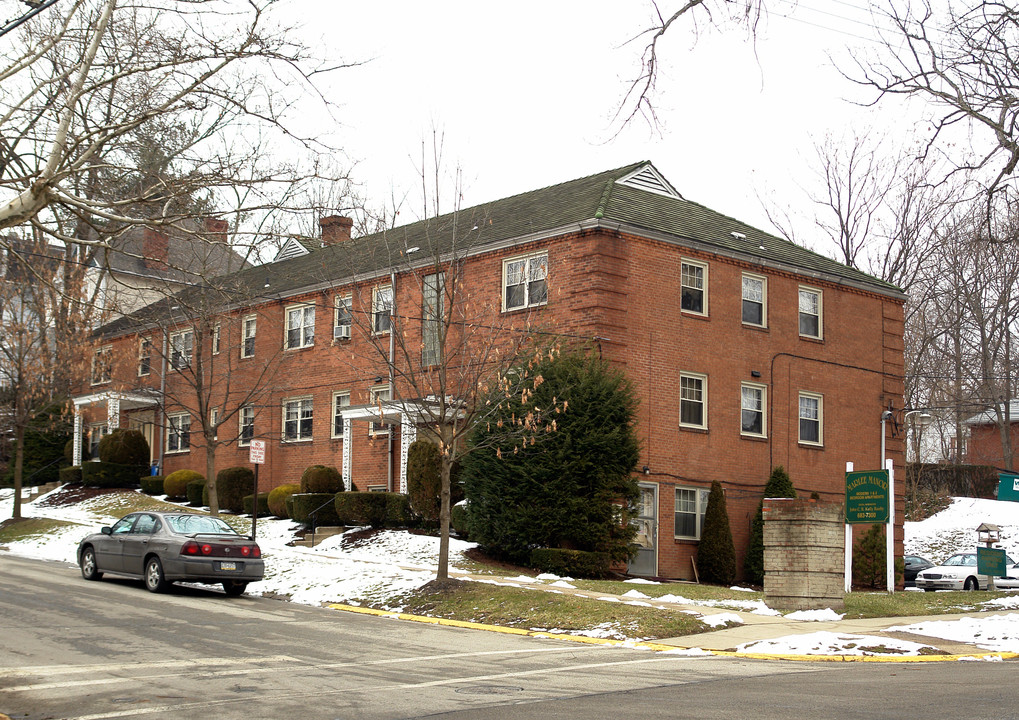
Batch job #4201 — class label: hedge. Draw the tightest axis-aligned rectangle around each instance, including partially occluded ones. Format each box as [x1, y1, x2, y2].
[268, 483, 301, 518]
[386, 493, 414, 527]
[141, 476, 165, 495]
[335, 491, 387, 527]
[187, 478, 207, 506]
[529, 548, 611, 579]
[290, 493, 339, 525]
[59, 465, 83, 485]
[243, 492, 271, 517]
[164, 470, 203, 500]
[81, 461, 147, 489]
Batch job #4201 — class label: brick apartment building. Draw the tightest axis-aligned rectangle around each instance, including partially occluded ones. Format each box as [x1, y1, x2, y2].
[71, 161, 907, 580]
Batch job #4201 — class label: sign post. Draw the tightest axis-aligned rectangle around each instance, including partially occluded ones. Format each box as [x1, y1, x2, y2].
[249, 439, 266, 539]
[845, 466, 892, 592]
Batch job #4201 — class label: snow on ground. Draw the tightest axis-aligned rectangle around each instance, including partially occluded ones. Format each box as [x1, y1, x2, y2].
[3, 487, 1019, 655]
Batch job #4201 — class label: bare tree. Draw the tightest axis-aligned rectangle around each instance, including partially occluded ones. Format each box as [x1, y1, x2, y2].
[849, 1, 1019, 228]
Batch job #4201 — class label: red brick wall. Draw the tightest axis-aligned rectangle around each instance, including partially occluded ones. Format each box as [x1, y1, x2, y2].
[90, 227, 904, 581]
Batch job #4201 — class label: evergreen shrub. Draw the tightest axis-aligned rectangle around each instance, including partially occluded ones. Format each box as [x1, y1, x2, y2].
[385, 493, 414, 527]
[243, 492, 271, 517]
[163, 469, 203, 500]
[216, 466, 254, 513]
[59, 465, 82, 485]
[81, 461, 146, 488]
[186, 478, 207, 506]
[744, 466, 797, 585]
[290, 493, 339, 525]
[852, 524, 902, 589]
[696, 480, 737, 585]
[141, 476, 165, 495]
[300, 465, 344, 494]
[97, 428, 149, 465]
[529, 548, 611, 579]
[450, 502, 469, 538]
[407, 440, 441, 522]
[335, 491, 388, 527]
[267, 483, 300, 518]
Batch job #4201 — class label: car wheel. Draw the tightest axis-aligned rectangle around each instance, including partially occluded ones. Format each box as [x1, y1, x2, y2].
[222, 581, 248, 597]
[145, 557, 170, 593]
[923, 588, 934, 592]
[80, 546, 102, 581]
[964, 576, 979, 591]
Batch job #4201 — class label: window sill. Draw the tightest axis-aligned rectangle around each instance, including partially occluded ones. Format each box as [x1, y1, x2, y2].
[281, 437, 313, 444]
[678, 425, 709, 434]
[680, 311, 709, 321]
[330, 436, 347, 442]
[798, 335, 824, 344]
[673, 536, 700, 543]
[165, 449, 190, 455]
[501, 302, 548, 315]
[742, 322, 768, 332]
[740, 433, 768, 442]
[284, 344, 314, 352]
[798, 441, 824, 450]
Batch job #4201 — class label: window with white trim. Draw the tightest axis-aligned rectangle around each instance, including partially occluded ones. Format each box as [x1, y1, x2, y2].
[422, 272, 444, 365]
[799, 392, 823, 445]
[798, 287, 822, 339]
[740, 383, 766, 437]
[212, 324, 221, 355]
[282, 397, 313, 441]
[241, 315, 256, 358]
[503, 252, 548, 311]
[138, 338, 151, 376]
[239, 405, 254, 446]
[679, 373, 706, 429]
[675, 486, 711, 540]
[332, 391, 350, 439]
[372, 285, 393, 334]
[681, 260, 707, 315]
[166, 413, 191, 453]
[285, 304, 315, 349]
[169, 330, 193, 370]
[742, 274, 766, 327]
[210, 407, 219, 441]
[369, 385, 391, 435]
[91, 345, 112, 385]
[334, 294, 352, 340]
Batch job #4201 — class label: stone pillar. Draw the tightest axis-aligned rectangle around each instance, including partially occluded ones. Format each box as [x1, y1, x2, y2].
[763, 498, 845, 611]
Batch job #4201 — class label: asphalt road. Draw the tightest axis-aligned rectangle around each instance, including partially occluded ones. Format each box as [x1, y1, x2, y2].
[2, 554, 1018, 720]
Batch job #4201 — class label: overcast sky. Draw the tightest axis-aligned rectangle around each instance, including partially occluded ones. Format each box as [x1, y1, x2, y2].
[285, 1, 924, 249]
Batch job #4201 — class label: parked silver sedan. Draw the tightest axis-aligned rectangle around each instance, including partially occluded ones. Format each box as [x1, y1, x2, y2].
[77, 511, 263, 595]
[914, 552, 1015, 592]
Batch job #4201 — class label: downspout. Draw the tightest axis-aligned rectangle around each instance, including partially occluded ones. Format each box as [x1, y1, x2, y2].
[158, 331, 168, 474]
[388, 270, 396, 492]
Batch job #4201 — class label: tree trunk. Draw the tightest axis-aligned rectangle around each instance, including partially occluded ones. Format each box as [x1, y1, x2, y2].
[206, 438, 219, 515]
[436, 458, 451, 581]
[12, 425, 24, 520]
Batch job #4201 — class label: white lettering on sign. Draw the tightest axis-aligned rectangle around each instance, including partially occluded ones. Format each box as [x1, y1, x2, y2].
[1014, 478, 1019, 492]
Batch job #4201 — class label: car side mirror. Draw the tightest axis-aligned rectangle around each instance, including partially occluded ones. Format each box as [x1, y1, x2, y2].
[101, 527, 112, 535]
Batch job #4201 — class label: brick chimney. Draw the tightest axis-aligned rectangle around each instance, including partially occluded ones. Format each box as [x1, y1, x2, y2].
[142, 227, 169, 270]
[203, 217, 229, 243]
[320, 215, 353, 246]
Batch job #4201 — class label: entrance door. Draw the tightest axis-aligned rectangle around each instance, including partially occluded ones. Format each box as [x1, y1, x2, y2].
[628, 482, 657, 577]
[130, 414, 156, 466]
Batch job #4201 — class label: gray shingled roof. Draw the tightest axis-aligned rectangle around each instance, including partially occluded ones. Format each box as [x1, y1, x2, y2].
[99, 161, 903, 337]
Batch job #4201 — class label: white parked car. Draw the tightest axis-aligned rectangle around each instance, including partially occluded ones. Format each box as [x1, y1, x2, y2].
[996, 562, 1019, 590]
[915, 552, 1016, 591]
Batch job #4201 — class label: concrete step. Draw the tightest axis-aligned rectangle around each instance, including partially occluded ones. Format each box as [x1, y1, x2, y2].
[290, 526, 346, 548]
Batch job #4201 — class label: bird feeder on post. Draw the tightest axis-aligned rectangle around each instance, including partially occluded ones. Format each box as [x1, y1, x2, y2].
[977, 523, 1002, 591]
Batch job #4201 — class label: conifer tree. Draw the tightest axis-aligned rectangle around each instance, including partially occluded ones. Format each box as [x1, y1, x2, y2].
[744, 466, 797, 585]
[696, 480, 737, 585]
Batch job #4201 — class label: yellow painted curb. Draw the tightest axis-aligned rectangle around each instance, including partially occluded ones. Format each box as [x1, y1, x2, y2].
[326, 604, 1018, 663]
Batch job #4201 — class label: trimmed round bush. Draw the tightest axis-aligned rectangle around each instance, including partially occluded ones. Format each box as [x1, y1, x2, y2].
[300, 465, 344, 494]
[98, 428, 149, 465]
[267, 483, 301, 518]
[188, 478, 207, 506]
[243, 492, 271, 517]
[385, 493, 414, 527]
[163, 469, 203, 500]
[141, 475, 165, 495]
[290, 493, 340, 525]
[216, 466, 254, 514]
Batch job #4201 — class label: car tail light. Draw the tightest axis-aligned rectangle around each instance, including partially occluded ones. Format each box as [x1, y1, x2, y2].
[181, 541, 200, 555]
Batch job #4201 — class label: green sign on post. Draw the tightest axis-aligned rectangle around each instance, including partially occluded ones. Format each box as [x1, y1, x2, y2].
[998, 473, 1019, 502]
[845, 470, 889, 524]
[978, 547, 1007, 577]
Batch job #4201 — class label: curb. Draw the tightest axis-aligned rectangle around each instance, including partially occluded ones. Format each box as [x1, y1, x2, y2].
[326, 604, 1016, 663]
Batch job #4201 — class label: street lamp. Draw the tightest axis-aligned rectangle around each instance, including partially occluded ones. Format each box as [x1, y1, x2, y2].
[880, 407, 933, 466]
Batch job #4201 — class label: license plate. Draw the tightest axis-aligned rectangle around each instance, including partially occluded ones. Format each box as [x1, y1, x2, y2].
[220, 561, 237, 571]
